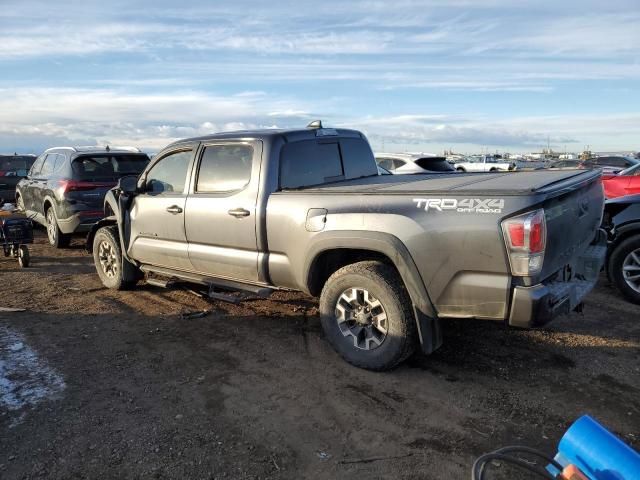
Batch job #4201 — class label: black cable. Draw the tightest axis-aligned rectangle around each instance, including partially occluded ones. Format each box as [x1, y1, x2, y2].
[472, 445, 562, 480]
[492, 446, 563, 471]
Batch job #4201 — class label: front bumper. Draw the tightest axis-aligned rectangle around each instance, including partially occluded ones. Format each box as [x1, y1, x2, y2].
[508, 230, 607, 328]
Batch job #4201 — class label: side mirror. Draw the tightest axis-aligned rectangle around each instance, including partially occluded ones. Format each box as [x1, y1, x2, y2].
[117, 175, 139, 194]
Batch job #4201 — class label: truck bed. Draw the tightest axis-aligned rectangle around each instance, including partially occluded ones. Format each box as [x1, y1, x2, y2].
[295, 169, 600, 197]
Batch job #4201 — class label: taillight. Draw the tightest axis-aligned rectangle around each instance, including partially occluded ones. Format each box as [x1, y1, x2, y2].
[501, 209, 546, 276]
[56, 180, 115, 196]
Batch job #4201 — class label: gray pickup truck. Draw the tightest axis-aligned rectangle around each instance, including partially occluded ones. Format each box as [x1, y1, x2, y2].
[88, 124, 606, 370]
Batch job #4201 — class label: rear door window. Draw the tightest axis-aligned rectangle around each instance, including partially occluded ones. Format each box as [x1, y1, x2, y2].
[39, 154, 57, 177]
[376, 158, 394, 171]
[72, 154, 149, 181]
[145, 150, 192, 194]
[196, 144, 253, 192]
[414, 157, 455, 172]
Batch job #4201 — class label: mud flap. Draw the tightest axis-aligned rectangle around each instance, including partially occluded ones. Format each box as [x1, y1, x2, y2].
[413, 306, 443, 355]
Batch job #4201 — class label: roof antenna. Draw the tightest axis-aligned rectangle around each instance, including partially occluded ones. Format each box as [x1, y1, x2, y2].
[307, 120, 323, 129]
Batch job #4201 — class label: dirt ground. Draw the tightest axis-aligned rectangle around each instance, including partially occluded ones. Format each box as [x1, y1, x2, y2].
[1, 231, 639, 479]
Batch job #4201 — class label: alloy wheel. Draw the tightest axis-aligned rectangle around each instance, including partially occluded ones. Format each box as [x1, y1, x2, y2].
[46, 210, 57, 244]
[98, 240, 118, 279]
[335, 287, 388, 350]
[622, 248, 640, 293]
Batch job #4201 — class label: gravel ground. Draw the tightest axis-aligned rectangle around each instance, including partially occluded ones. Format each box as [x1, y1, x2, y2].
[0, 232, 639, 479]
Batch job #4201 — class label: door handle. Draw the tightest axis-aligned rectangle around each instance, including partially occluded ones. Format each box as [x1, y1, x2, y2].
[166, 205, 183, 214]
[228, 208, 250, 218]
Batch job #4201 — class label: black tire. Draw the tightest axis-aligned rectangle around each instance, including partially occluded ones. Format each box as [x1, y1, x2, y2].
[319, 261, 417, 371]
[16, 194, 24, 212]
[456, 167, 466, 172]
[93, 226, 138, 290]
[17, 245, 29, 268]
[609, 235, 640, 305]
[45, 207, 71, 248]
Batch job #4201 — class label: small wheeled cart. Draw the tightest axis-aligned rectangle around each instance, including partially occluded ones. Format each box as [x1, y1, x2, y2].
[0, 213, 33, 268]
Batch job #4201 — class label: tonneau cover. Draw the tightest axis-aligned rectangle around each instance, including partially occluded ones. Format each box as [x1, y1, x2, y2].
[296, 169, 600, 196]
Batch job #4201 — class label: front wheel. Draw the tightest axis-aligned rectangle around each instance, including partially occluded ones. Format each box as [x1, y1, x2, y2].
[609, 236, 640, 304]
[93, 226, 138, 290]
[319, 261, 417, 371]
[456, 167, 466, 172]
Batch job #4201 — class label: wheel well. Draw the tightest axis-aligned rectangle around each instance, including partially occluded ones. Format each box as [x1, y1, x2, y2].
[611, 230, 640, 253]
[43, 200, 52, 214]
[307, 248, 398, 297]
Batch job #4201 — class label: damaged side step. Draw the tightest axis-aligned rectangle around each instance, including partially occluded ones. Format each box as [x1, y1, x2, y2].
[145, 277, 176, 288]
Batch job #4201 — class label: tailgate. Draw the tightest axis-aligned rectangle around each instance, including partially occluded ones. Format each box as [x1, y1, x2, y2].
[538, 172, 604, 281]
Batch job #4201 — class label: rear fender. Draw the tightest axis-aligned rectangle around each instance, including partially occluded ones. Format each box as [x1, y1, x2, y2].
[304, 231, 442, 355]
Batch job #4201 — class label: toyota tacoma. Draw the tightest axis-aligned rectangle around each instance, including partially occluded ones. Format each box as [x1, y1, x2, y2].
[88, 123, 606, 370]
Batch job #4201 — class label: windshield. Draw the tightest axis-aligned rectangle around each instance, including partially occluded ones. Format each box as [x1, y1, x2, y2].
[0, 156, 36, 177]
[72, 154, 149, 181]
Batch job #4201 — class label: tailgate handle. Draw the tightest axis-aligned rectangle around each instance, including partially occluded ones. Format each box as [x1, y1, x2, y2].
[228, 208, 250, 218]
[166, 205, 183, 214]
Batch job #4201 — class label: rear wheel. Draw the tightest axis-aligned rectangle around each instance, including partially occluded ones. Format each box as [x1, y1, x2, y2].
[456, 167, 466, 172]
[319, 261, 416, 371]
[45, 207, 70, 248]
[93, 226, 138, 290]
[609, 236, 640, 304]
[17, 245, 29, 268]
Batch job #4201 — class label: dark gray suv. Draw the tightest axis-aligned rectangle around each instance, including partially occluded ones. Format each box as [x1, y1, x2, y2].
[16, 146, 149, 247]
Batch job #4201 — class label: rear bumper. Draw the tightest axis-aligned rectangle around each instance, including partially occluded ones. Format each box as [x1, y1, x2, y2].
[56, 213, 103, 234]
[508, 229, 607, 328]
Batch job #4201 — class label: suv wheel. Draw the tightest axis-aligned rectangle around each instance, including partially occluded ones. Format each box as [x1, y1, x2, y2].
[45, 207, 70, 248]
[609, 235, 640, 304]
[93, 226, 138, 290]
[319, 261, 416, 371]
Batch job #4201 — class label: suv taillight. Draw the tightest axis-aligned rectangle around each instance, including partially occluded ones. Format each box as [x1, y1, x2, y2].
[501, 208, 546, 276]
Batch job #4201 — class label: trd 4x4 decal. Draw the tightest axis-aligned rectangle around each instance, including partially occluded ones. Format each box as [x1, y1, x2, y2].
[413, 198, 504, 213]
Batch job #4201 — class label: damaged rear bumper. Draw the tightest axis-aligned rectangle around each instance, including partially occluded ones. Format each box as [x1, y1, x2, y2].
[508, 229, 607, 328]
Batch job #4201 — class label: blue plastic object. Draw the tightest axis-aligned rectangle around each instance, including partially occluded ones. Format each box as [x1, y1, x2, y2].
[552, 415, 640, 480]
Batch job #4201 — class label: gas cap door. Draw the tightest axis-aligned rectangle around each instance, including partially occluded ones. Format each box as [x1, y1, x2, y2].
[305, 208, 328, 232]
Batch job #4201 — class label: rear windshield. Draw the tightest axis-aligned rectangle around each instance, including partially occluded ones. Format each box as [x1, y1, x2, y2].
[414, 157, 455, 172]
[0, 156, 36, 177]
[72, 154, 149, 181]
[280, 137, 378, 189]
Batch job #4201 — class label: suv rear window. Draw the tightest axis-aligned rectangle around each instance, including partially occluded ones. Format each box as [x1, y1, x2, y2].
[0, 156, 36, 177]
[72, 154, 149, 181]
[280, 137, 377, 189]
[414, 157, 455, 172]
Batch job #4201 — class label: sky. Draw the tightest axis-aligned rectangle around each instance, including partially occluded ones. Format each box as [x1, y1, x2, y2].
[0, 0, 639, 154]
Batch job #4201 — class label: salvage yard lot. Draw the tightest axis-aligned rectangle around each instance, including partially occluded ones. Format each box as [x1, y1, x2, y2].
[1, 232, 639, 479]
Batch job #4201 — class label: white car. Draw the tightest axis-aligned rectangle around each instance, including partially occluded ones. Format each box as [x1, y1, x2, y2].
[454, 155, 515, 173]
[374, 153, 456, 174]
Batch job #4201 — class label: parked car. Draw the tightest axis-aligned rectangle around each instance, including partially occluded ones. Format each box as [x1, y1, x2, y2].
[454, 155, 516, 172]
[87, 124, 606, 371]
[374, 153, 455, 173]
[548, 159, 583, 169]
[17, 146, 149, 247]
[0, 154, 37, 204]
[584, 156, 638, 174]
[603, 194, 640, 304]
[602, 163, 640, 199]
